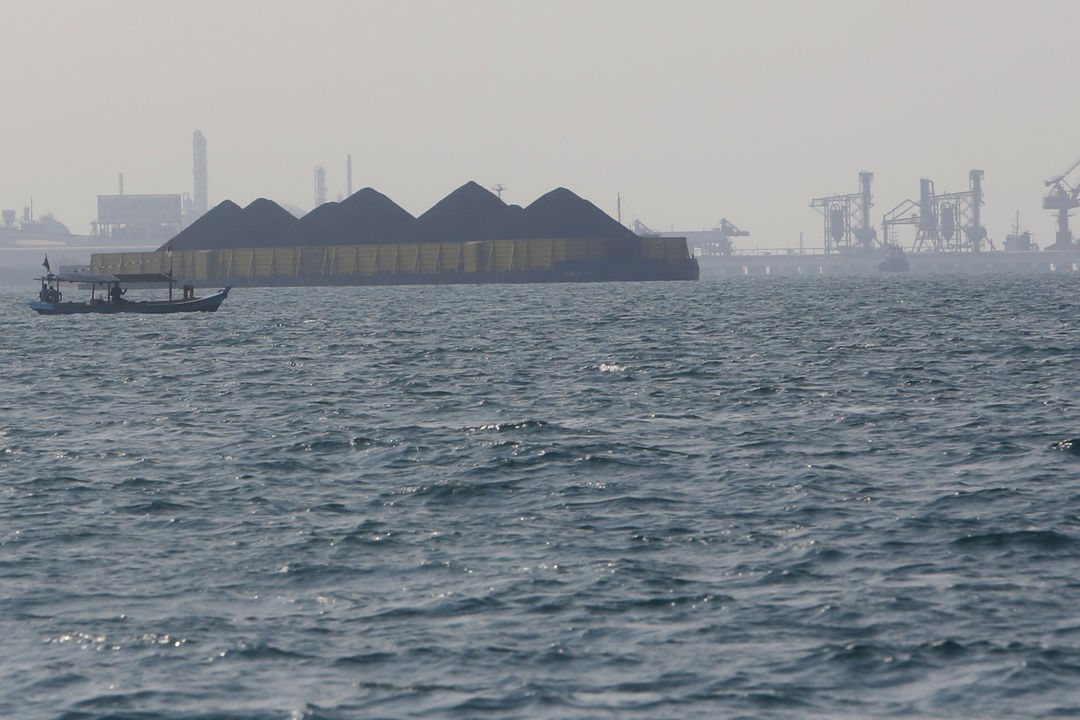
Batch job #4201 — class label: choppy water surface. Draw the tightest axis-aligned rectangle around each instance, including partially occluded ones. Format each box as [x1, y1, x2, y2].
[4, 274, 1080, 719]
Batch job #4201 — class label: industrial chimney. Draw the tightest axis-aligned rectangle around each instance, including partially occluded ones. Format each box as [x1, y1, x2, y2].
[193, 130, 208, 216]
[314, 165, 327, 206]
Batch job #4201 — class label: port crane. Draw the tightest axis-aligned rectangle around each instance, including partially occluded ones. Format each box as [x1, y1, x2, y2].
[1043, 157, 1080, 248]
[882, 170, 989, 252]
[717, 218, 749, 251]
[632, 219, 657, 236]
[631, 218, 746, 256]
[810, 171, 876, 253]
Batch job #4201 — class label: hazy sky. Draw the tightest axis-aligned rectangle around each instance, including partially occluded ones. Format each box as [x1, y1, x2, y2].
[4, 0, 1080, 249]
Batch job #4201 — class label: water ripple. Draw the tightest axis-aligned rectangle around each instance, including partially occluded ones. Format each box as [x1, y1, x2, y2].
[4, 276, 1080, 719]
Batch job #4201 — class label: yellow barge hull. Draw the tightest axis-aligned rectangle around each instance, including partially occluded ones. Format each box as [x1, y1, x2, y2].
[90, 237, 698, 287]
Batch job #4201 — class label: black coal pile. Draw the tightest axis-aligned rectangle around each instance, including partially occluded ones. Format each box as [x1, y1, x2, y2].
[161, 199, 244, 251]
[159, 198, 295, 251]
[404, 181, 527, 243]
[522, 188, 638, 241]
[275, 200, 341, 247]
[481, 203, 532, 240]
[159, 182, 639, 251]
[338, 187, 416, 244]
[243, 198, 296, 248]
[281, 188, 414, 247]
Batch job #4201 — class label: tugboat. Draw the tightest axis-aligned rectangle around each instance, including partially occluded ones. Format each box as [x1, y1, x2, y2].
[878, 244, 909, 273]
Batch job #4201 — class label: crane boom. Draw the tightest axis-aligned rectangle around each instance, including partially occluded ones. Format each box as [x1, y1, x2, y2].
[719, 219, 749, 238]
[1046, 155, 1080, 187]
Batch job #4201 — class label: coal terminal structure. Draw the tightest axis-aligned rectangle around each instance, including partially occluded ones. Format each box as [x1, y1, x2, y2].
[88, 182, 698, 286]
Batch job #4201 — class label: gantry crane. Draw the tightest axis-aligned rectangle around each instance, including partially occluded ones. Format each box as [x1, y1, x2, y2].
[1043, 157, 1080, 248]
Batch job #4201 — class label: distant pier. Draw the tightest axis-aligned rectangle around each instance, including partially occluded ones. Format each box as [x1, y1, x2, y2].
[696, 249, 1080, 276]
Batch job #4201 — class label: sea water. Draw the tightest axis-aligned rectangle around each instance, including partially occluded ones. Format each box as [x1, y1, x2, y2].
[3, 274, 1080, 719]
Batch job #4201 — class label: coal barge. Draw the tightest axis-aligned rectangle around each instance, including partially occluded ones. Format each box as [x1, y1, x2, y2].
[89, 183, 698, 286]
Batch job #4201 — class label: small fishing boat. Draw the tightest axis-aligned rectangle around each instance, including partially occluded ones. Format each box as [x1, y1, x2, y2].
[29, 269, 230, 315]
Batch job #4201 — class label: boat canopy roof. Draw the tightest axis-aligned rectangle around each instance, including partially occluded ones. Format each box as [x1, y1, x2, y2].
[47, 272, 174, 284]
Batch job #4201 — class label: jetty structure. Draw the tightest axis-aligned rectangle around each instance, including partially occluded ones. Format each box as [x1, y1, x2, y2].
[662, 168, 1080, 276]
[88, 182, 698, 286]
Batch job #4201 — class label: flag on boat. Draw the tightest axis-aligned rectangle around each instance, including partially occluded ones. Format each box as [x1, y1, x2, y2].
[42, 256, 50, 272]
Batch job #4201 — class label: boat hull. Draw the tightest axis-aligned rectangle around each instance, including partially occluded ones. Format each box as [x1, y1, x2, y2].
[878, 259, 910, 272]
[29, 288, 229, 315]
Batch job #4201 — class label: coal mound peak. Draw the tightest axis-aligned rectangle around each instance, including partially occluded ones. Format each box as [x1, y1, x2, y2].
[161, 199, 243, 251]
[407, 181, 513, 244]
[524, 188, 638, 241]
[335, 187, 415, 244]
[242, 198, 296, 248]
[279, 199, 342, 248]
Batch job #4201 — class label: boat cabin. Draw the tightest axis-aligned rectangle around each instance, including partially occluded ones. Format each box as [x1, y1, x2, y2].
[39, 271, 181, 304]
[30, 270, 228, 315]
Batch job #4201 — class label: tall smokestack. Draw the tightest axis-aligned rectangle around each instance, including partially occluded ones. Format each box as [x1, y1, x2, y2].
[314, 165, 327, 206]
[347, 154, 353, 197]
[193, 130, 208, 216]
[119, 172, 124, 196]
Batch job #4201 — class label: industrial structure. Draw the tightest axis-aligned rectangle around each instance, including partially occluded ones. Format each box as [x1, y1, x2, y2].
[715, 219, 749, 254]
[1042, 157, 1080, 250]
[192, 130, 208, 218]
[687, 166, 1078, 275]
[0, 205, 84, 246]
[94, 170, 183, 244]
[881, 170, 988, 252]
[810, 171, 876, 252]
[636, 218, 747, 256]
[314, 165, 327, 206]
[17, 125, 1080, 279]
[95, 193, 183, 244]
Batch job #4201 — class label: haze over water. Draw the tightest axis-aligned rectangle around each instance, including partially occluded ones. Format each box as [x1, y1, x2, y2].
[4, 274, 1080, 718]
[7, 2, 1080, 246]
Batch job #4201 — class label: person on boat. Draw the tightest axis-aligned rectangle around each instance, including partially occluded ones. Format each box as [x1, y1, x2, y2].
[109, 284, 125, 303]
[39, 282, 61, 303]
